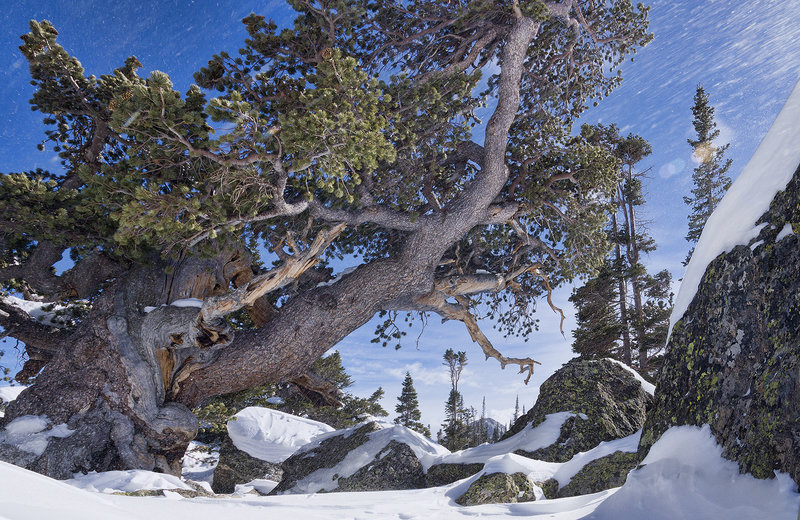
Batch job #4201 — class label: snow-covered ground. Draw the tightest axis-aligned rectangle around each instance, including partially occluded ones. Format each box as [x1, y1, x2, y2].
[0, 385, 797, 519]
[0, 423, 796, 520]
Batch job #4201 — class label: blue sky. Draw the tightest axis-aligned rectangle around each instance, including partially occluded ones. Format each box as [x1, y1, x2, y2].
[1, 1, 799, 432]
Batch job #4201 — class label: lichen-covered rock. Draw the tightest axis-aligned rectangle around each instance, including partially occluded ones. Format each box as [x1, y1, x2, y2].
[272, 422, 379, 493]
[272, 421, 443, 494]
[455, 472, 536, 506]
[504, 358, 652, 462]
[640, 161, 800, 490]
[556, 451, 639, 497]
[535, 478, 559, 499]
[425, 462, 484, 487]
[337, 440, 425, 491]
[211, 437, 282, 494]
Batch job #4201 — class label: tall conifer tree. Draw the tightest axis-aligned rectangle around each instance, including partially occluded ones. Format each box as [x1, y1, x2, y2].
[571, 124, 672, 376]
[683, 85, 733, 265]
[394, 372, 430, 437]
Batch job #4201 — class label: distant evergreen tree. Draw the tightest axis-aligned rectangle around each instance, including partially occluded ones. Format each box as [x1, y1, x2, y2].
[513, 395, 520, 423]
[684, 84, 733, 265]
[394, 372, 430, 437]
[572, 124, 673, 376]
[441, 349, 469, 450]
[569, 261, 624, 359]
[441, 389, 470, 450]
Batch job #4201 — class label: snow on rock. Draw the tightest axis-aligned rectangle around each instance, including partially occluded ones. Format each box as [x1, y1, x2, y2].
[776, 222, 795, 241]
[0, 414, 74, 456]
[436, 411, 575, 466]
[603, 359, 655, 395]
[181, 440, 220, 484]
[550, 430, 640, 488]
[235, 478, 279, 495]
[227, 407, 334, 463]
[0, 385, 27, 403]
[278, 421, 449, 494]
[66, 470, 194, 494]
[587, 424, 800, 520]
[672, 79, 800, 334]
[169, 298, 204, 308]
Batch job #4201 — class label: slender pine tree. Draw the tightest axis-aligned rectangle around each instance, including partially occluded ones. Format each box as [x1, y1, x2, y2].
[571, 124, 673, 375]
[441, 349, 469, 450]
[683, 85, 733, 265]
[394, 372, 430, 437]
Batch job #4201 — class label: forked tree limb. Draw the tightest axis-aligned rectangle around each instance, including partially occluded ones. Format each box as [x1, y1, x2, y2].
[194, 223, 346, 327]
[418, 262, 567, 383]
[416, 289, 541, 384]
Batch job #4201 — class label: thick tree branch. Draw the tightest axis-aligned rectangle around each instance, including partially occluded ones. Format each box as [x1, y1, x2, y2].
[415, 290, 541, 384]
[195, 223, 346, 325]
[0, 243, 123, 299]
[309, 202, 423, 232]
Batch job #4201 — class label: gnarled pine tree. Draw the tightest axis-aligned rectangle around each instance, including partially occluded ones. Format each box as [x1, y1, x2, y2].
[0, 1, 650, 478]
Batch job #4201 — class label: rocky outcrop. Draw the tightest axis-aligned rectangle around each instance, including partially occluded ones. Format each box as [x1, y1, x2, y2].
[640, 162, 800, 489]
[272, 421, 443, 494]
[337, 440, 425, 491]
[556, 451, 639, 497]
[425, 462, 484, 487]
[505, 358, 652, 462]
[273, 422, 379, 493]
[211, 437, 282, 494]
[455, 472, 537, 506]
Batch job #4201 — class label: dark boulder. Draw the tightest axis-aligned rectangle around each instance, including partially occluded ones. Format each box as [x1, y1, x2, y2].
[425, 462, 484, 487]
[273, 421, 441, 494]
[505, 358, 652, 462]
[337, 440, 425, 491]
[211, 437, 282, 494]
[556, 451, 639, 498]
[273, 422, 380, 494]
[455, 472, 537, 506]
[640, 161, 800, 489]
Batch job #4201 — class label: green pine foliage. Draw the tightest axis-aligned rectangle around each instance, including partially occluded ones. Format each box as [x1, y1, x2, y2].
[570, 125, 673, 376]
[194, 351, 386, 438]
[2, 3, 651, 341]
[441, 388, 471, 451]
[569, 261, 624, 359]
[683, 85, 733, 265]
[394, 372, 430, 437]
[3, 4, 653, 402]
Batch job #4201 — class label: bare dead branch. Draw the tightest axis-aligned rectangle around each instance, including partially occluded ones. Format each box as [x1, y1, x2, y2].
[194, 223, 346, 325]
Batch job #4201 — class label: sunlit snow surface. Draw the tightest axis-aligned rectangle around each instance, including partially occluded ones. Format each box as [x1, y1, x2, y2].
[670, 79, 800, 334]
[2, 424, 797, 520]
[66, 470, 193, 494]
[0, 415, 73, 456]
[0, 386, 26, 404]
[586, 425, 800, 520]
[226, 407, 334, 463]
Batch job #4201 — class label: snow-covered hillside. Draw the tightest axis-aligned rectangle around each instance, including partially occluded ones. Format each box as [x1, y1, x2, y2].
[0, 423, 796, 520]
